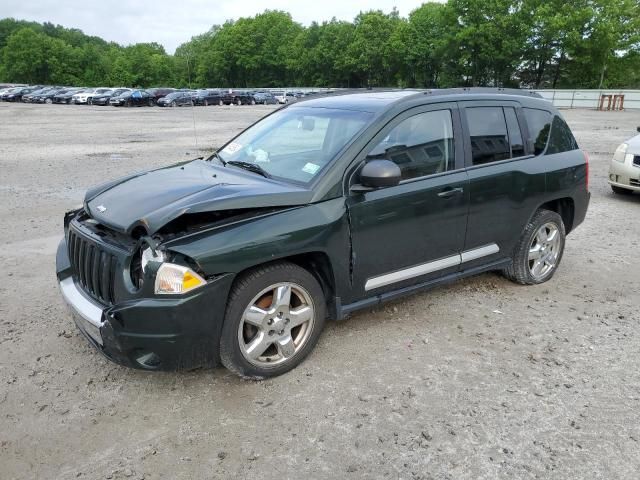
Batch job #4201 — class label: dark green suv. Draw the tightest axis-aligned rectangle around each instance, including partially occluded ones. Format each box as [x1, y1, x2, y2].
[56, 89, 590, 378]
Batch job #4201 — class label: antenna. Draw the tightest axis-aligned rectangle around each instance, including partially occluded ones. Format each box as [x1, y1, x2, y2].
[186, 53, 198, 150]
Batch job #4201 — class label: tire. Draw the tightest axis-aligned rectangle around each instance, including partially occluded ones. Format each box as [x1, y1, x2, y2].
[251, 99, 256, 105]
[219, 100, 223, 106]
[220, 262, 326, 379]
[502, 209, 566, 285]
[263, 100, 268, 105]
[171, 101, 176, 107]
[611, 185, 633, 195]
[204, 99, 209, 106]
[45, 98, 52, 104]
[236, 98, 242, 106]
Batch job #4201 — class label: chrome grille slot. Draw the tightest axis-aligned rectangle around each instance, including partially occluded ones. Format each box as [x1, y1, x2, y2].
[67, 228, 117, 305]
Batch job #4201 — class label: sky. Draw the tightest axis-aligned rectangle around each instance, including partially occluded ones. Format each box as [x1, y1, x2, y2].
[1, 0, 433, 54]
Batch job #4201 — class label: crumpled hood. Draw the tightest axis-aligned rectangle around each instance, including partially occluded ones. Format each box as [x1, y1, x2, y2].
[84, 159, 312, 235]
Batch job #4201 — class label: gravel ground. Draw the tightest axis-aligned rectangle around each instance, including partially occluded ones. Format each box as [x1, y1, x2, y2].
[1, 103, 639, 480]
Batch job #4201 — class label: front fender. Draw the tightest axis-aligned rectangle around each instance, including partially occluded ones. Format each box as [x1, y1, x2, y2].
[164, 198, 352, 299]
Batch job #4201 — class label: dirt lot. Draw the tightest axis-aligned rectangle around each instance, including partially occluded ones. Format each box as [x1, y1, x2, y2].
[1, 102, 639, 480]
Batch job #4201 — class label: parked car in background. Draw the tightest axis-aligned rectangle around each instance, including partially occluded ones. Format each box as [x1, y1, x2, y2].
[110, 90, 154, 107]
[35, 88, 70, 104]
[22, 87, 55, 103]
[72, 88, 112, 105]
[609, 127, 640, 195]
[251, 91, 278, 105]
[91, 88, 130, 106]
[2, 86, 41, 102]
[146, 87, 176, 105]
[157, 91, 195, 107]
[53, 88, 85, 104]
[221, 90, 254, 105]
[193, 89, 225, 106]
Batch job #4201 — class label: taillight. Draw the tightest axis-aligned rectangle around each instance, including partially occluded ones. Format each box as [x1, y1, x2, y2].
[583, 151, 589, 191]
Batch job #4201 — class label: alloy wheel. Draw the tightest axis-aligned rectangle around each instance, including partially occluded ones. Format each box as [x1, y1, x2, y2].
[238, 282, 315, 367]
[528, 222, 561, 280]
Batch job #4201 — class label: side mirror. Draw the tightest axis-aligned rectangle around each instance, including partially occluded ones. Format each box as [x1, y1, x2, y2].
[637, 126, 640, 133]
[353, 160, 401, 191]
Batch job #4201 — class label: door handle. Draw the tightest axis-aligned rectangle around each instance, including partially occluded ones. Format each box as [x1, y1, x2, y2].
[437, 187, 464, 198]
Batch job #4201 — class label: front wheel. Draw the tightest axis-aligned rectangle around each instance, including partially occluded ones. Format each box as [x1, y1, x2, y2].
[503, 209, 566, 285]
[220, 262, 326, 379]
[236, 99, 242, 106]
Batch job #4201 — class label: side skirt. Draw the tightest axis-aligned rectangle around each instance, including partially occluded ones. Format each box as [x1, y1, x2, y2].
[336, 258, 511, 320]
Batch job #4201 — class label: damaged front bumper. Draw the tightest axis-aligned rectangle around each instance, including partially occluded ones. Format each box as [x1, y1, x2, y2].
[56, 237, 233, 370]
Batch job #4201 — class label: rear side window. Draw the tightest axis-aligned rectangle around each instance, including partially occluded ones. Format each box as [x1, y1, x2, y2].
[524, 108, 552, 155]
[466, 107, 510, 165]
[546, 116, 579, 154]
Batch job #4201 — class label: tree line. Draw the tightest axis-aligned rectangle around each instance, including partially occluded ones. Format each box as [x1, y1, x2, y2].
[1, 0, 639, 90]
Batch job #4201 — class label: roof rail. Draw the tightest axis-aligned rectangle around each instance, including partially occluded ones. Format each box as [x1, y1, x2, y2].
[423, 87, 543, 99]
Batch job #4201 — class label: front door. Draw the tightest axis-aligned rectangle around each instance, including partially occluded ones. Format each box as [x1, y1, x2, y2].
[347, 104, 469, 299]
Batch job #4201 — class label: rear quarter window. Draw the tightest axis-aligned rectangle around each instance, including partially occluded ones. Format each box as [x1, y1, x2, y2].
[523, 108, 552, 155]
[546, 116, 579, 154]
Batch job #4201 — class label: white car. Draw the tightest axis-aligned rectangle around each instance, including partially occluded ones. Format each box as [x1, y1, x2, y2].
[72, 88, 112, 105]
[609, 127, 640, 194]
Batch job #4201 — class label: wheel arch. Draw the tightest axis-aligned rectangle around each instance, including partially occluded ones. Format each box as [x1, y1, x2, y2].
[229, 252, 338, 321]
[537, 197, 575, 234]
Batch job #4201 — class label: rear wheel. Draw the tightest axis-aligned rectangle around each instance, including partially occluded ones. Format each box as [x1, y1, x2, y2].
[171, 100, 176, 107]
[611, 185, 634, 195]
[219, 99, 223, 106]
[45, 98, 52, 104]
[236, 98, 242, 106]
[251, 99, 256, 105]
[503, 209, 566, 285]
[220, 262, 326, 379]
[204, 99, 209, 106]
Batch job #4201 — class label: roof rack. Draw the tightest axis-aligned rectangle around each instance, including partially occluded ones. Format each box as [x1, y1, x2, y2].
[423, 87, 543, 99]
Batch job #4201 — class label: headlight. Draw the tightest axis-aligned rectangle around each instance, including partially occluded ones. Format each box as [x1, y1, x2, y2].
[612, 143, 630, 163]
[141, 247, 166, 273]
[154, 263, 206, 295]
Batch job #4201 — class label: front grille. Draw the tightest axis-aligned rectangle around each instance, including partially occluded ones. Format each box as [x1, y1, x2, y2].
[633, 156, 640, 167]
[68, 228, 117, 305]
[630, 178, 640, 187]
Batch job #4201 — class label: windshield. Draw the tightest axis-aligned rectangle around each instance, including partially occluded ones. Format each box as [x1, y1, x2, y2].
[217, 107, 373, 184]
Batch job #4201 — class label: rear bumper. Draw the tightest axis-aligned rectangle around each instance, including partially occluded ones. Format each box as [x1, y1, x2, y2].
[56, 237, 233, 370]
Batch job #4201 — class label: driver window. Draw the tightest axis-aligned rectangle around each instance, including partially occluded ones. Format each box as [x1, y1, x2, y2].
[368, 110, 455, 180]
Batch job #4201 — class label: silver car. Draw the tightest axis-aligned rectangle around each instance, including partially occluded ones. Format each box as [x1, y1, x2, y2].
[609, 127, 640, 194]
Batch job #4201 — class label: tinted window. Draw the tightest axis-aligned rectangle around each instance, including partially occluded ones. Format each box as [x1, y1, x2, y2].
[368, 110, 455, 180]
[546, 116, 578, 154]
[504, 107, 525, 157]
[524, 108, 552, 155]
[466, 107, 510, 165]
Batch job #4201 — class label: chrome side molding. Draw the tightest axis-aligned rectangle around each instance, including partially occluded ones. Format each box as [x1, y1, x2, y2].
[365, 243, 500, 291]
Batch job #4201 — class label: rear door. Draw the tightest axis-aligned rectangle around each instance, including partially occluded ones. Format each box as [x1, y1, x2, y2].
[347, 103, 469, 298]
[458, 101, 547, 268]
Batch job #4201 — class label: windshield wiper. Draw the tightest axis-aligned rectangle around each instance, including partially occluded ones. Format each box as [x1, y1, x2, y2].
[226, 160, 271, 178]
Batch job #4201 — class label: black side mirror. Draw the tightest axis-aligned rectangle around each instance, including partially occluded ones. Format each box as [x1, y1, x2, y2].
[637, 126, 640, 133]
[352, 160, 401, 192]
